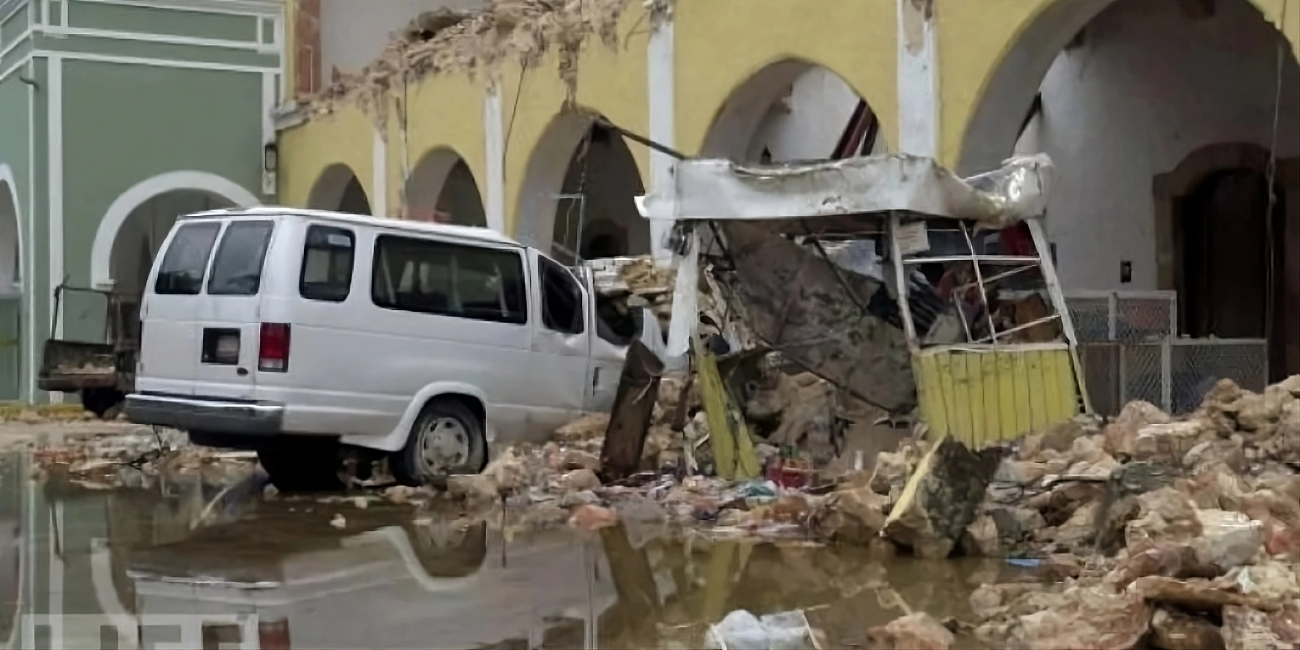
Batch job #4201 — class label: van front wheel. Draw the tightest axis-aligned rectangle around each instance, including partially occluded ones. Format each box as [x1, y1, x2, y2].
[391, 400, 486, 486]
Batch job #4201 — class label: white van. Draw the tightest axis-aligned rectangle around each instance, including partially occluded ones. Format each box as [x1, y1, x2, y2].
[125, 208, 638, 488]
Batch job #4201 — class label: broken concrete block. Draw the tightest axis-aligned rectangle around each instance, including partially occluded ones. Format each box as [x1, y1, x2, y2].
[962, 515, 1000, 557]
[1183, 439, 1246, 474]
[1190, 510, 1263, 572]
[883, 436, 1002, 559]
[989, 506, 1047, 541]
[1151, 606, 1225, 650]
[993, 459, 1049, 485]
[560, 468, 602, 492]
[813, 485, 890, 545]
[1006, 586, 1150, 650]
[568, 504, 618, 532]
[871, 449, 913, 495]
[447, 474, 500, 504]
[1221, 605, 1298, 650]
[1133, 421, 1207, 464]
[1132, 576, 1276, 612]
[866, 612, 955, 650]
[1125, 487, 1204, 550]
[1104, 400, 1171, 456]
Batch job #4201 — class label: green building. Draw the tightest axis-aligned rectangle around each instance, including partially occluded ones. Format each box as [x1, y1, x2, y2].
[0, 0, 282, 402]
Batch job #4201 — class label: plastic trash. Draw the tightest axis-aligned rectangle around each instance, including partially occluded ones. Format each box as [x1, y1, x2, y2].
[705, 609, 819, 650]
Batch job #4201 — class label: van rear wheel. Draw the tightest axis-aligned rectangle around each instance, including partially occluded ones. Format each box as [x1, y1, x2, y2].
[257, 445, 344, 492]
[390, 399, 486, 486]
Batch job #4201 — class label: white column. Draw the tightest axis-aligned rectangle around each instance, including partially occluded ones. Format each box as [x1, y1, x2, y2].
[647, 9, 676, 261]
[47, 54, 64, 406]
[483, 83, 507, 234]
[897, 0, 939, 158]
[371, 128, 387, 217]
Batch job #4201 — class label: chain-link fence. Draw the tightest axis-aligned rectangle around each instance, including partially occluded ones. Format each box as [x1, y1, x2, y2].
[1079, 339, 1268, 416]
[1065, 291, 1177, 343]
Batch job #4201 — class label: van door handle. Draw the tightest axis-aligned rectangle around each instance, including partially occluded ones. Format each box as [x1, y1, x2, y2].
[237, 367, 249, 377]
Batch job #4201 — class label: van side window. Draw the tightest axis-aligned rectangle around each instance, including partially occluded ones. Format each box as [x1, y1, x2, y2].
[539, 257, 584, 335]
[154, 222, 221, 295]
[300, 225, 355, 302]
[371, 235, 526, 324]
[208, 221, 275, 296]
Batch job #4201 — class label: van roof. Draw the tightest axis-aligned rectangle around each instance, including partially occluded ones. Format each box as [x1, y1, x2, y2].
[182, 207, 524, 248]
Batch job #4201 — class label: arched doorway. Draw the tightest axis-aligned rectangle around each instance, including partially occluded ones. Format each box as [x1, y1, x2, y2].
[517, 112, 650, 263]
[107, 190, 236, 298]
[307, 163, 372, 215]
[404, 149, 486, 226]
[0, 171, 22, 401]
[958, 0, 1299, 290]
[701, 59, 885, 163]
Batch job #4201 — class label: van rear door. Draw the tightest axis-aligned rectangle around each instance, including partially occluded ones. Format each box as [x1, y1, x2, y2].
[192, 218, 277, 400]
[138, 220, 224, 396]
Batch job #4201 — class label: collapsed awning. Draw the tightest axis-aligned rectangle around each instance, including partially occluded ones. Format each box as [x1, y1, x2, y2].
[636, 153, 1054, 229]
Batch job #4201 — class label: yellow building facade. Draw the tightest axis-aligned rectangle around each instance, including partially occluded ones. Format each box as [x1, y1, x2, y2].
[276, 0, 1298, 229]
[275, 0, 1300, 379]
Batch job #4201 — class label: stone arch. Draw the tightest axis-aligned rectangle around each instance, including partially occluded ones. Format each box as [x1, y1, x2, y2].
[307, 163, 372, 215]
[0, 165, 22, 295]
[515, 110, 650, 262]
[699, 58, 887, 162]
[90, 171, 261, 291]
[404, 148, 486, 227]
[0, 165, 24, 401]
[957, 0, 1299, 176]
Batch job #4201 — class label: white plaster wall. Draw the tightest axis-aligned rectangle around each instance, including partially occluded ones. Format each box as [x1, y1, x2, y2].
[747, 68, 885, 162]
[1018, 0, 1300, 291]
[320, 0, 488, 75]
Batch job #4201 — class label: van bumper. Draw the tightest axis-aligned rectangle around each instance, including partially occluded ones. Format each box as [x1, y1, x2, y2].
[124, 393, 285, 435]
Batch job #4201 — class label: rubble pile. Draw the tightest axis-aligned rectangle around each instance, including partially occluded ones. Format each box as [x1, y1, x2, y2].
[302, 0, 669, 123]
[30, 427, 259, 490]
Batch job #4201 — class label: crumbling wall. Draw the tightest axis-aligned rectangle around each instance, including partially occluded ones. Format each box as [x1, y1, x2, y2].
[298, 0, 674, 128]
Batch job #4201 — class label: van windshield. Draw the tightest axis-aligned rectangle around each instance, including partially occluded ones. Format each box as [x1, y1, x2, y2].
[154, 222, 221, 295]
[208, 221, 275, 296]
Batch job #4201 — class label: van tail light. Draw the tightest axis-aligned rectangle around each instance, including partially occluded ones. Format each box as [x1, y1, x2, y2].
[258, 323, 291, 372]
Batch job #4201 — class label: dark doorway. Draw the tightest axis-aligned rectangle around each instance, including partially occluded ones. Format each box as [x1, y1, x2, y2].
[1179, 168, 1288, 381]
[339, 176, 371, 215]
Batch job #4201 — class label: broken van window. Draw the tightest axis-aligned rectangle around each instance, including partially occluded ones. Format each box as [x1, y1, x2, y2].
[539, 256, 584, 335]
[300, 225, 355, 302]
[208, 221, 275, 296]
[371, 235, 526, 324]
[154, 222, 221, 296]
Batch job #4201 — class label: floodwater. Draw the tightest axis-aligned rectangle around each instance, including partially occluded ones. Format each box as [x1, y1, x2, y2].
[0, 452, 1050, 649]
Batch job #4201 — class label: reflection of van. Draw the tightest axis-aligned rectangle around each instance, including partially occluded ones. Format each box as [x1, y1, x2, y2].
[125, 208, 636, 488]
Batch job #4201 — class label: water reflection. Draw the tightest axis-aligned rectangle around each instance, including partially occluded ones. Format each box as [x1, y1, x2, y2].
[3, 452, 1046, 649]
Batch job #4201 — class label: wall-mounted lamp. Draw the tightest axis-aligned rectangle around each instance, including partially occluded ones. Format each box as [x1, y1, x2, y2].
[263, 143, 279, 173]
[18, 76, 39, 90]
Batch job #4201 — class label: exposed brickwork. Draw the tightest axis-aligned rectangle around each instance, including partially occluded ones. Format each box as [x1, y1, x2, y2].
[294, 0, 322, 98]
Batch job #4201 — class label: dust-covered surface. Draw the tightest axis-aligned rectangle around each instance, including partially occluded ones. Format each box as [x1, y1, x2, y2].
[8, 374, 1297, 649]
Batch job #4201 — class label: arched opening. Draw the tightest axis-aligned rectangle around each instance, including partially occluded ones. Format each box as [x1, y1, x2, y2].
[0, 177, 21, 401]
[404, 149, 486, 227]
[700, 59, 886, 163]
[307, 163, 372, 215]
[108, 191, 236, 298]
[517, 112, 650, 263]
[960, 0, 1300, 379]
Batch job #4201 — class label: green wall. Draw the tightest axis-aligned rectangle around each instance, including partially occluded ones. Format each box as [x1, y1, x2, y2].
[0, 69, 32, 401]
[60, 61, 264, 341]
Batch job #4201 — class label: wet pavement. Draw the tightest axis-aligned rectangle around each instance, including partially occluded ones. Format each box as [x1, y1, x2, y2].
[0, 449, 1055, 649]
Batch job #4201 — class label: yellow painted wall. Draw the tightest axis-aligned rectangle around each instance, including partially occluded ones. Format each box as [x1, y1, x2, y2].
[278, 0, 1300, 238]
[387, 72, 487, 216]
[674, 0, 898, 156]
[278, 106, 376, 210]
